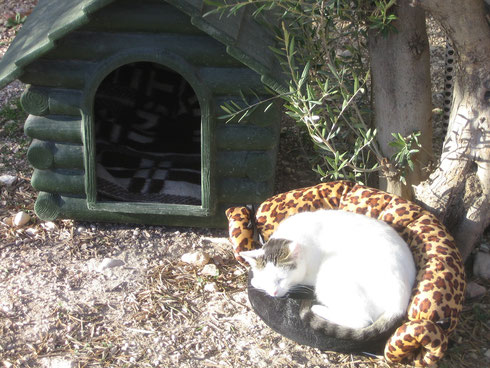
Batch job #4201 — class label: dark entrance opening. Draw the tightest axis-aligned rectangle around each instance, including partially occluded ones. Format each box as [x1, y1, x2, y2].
[93, 62, 202, 205]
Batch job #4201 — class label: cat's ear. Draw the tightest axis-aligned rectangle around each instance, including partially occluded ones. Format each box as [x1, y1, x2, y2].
[239, 249, 265, 268]
[288, 241, 301, 259]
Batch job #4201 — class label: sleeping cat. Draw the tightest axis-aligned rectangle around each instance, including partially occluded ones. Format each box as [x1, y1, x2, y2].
[240, 209, 416, 341]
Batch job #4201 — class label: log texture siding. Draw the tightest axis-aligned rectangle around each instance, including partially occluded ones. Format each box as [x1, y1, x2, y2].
[0, 0, 284, 227]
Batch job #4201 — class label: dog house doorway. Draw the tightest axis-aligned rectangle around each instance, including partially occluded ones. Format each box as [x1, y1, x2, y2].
[93, 62, 202, 206]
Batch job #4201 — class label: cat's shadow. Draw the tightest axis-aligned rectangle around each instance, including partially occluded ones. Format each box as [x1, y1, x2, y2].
[247, 270, 390, 354]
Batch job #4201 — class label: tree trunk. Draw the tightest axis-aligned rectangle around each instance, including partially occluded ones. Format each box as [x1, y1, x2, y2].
[412, 0, 490, 261]
[368, 0, 433, 200]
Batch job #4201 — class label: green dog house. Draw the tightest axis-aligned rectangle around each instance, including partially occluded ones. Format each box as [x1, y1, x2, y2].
[0, 0, 286, 227]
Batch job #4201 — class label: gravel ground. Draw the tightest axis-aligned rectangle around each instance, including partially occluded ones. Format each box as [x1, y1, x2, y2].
[0, 2, 489, 368]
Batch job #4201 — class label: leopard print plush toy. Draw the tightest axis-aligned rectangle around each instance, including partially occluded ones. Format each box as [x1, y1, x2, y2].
[226, 181, 465, 367]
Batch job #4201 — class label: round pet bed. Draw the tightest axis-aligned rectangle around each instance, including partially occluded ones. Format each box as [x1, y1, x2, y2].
[226, 181, 466, 367]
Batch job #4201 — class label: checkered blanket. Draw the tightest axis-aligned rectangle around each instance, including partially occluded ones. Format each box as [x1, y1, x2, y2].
[96, 144, 201, 205]
[94, 62, 202, 205]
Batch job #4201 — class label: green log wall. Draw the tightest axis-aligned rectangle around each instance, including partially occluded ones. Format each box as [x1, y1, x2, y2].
[19, 0, 281, 227]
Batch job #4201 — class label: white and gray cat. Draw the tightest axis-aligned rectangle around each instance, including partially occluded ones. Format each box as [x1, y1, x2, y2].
[241, 209, 416, 340]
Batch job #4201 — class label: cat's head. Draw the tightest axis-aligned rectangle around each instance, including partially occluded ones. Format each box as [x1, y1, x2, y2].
[240, 238, 306, 298]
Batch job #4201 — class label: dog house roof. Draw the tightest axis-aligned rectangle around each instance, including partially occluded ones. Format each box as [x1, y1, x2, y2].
[0, 0, 286, 91]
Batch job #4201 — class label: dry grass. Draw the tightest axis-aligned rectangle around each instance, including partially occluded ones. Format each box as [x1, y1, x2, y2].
[133, 257, 248, 326]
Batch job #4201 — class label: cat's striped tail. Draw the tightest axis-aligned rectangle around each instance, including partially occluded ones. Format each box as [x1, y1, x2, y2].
[299, 300, 405, 341]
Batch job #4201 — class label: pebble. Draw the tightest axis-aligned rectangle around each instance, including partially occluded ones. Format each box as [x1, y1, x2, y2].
[0, 174, 17, 186]
[473, 252, 490, 280]
[42, 221, 57, 231]
[97, 258, 125, 271]
[38, 357, 76, 368]
[201, 263, 219, 277]
[339, 49, 353, 58]
[485, 349, 490, 360]
[204, 282, 218, 292]
[181, 251, 210, 267]
[25, 228, 38, 237]
[465, 281, 487, 299]
[13, 211, 30, 227]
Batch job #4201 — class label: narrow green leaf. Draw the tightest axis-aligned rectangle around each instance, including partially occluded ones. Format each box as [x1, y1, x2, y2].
[298, 61, 311, 89]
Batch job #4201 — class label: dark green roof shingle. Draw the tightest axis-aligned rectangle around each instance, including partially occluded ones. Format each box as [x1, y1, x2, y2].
[0, 0, 286, 92]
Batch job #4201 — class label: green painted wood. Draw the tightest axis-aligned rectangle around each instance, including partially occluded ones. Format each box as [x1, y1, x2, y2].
[190, 15, 241, 47]
[52, 144, 84, 169]
[44, 32, 242, 68]
[84, 0, 203, 35]
[244, 152, 275, 182]
[21, 87, 81, 116]
[218, 178, 271, 203]
[34, 192, 228, 227]
[163, 0, 201, 17]
[261, 74, 289, 95]
[0, 0, 285, 228]
[27, 140, 84, 170]
[24, 115, 82, 143]
[0, 0, 116, 87]
[20, 60, 94, 89]
[20, 86, 49, 116]
[34, 192, 62, 221]
[92, 202, 212, 217]
[217, 151, 274, 181]
[250, 100, 282, 128]
[48, 89, 82, 116]
[31, 169, 85, 195]
[82, 113, 97, 206]
[215, 125, 276, 150]
[27, 140, 54, 170]
[199, 67, 266, 95]
[0, 0, 287, 92]
[79, 48, 217, 216]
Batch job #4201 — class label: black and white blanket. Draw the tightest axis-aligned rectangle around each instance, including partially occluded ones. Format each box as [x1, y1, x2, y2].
[93, 62, 202, 205]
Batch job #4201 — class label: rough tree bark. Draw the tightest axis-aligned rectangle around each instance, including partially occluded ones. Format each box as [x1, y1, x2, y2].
[412, 0, 490, 262]
[368, 0, 433, 200]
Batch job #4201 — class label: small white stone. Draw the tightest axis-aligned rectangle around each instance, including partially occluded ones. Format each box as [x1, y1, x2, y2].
[465, 281, 487, 299]
[181, 251, 210, 266]
[97, 258, 125, 271]
[39, 357, 76, 368]
[42, 221, 57, 231]
[201, 263, 219, 277]
[13, 211, 30, 227]
[339, 49, 353, 58]
[204, 282, 218, 292]
[484, 349, 490, 360]
[0, 175, 17, 186]
[25, 228, 38, 236]
[473, 252, 490, 280]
